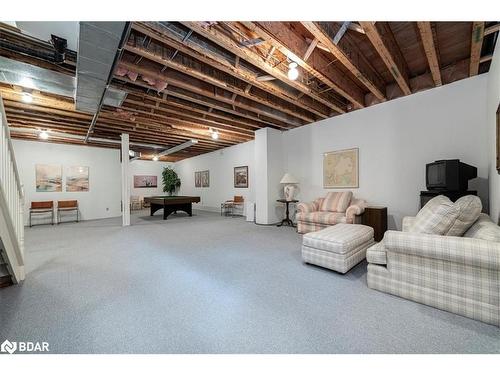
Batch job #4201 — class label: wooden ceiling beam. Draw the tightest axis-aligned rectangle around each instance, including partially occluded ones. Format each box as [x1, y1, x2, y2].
[9, 122, 219, 154]
[131, 22, 329, 120]
[300, 21, 386, 100]
[303, 37, 318, 62]
[122, 88, 262, 132]
[121, 97, 255, 136]
[118, 59, 305, 126]
[469, 22, 485, 76]
[484, 23, 500, 36]
[416, 22, 442, 86]
[100, 107, 245, 145]
[359, 22, 412, 95]
[181, 22, 346, 114]
[123, 45, 311, 124]
[113, 74, 291, 129]
[114, 76, 276, 128]
[243, 21, 367, 108]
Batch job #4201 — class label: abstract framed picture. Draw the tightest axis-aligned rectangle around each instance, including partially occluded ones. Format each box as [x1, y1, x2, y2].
[134, 175, 157, 188]
[194, 171, 201, 187]
[201, 170, 210, 187]
[323, 148, 359, 188]
[234, 166, 248, 188]
[36, 164, 62, 192]
[66, 166, 89, 192]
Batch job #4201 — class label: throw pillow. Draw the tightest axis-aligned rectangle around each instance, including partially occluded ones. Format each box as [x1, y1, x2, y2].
[445, 195, 482, 237]
[410, 195, 460, 235]
[464, 213, 500, 242]
[320, 191, 353, 213]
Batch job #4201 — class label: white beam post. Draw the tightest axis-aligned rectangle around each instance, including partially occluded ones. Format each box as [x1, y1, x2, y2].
[121, 133, 130, 226]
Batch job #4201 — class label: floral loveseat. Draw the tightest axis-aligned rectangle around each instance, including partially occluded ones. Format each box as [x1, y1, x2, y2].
[296, 191, 366, 234]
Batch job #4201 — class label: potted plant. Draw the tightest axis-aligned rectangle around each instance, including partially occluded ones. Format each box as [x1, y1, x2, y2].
[162, 167, 181, 196]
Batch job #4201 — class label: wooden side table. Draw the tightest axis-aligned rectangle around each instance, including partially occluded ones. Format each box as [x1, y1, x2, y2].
[276, 199, 298, 227]
[361, 206, 388, 242]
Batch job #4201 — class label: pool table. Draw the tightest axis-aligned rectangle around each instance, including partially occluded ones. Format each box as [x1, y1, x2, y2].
[143, 196, 201, 220]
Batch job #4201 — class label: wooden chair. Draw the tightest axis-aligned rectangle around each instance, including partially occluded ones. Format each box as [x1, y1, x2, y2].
[29, 201, 54, 227]
[57, 200, 79, 224]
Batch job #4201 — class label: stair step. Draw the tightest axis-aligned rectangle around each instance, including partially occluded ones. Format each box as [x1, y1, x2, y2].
[0, 263, 10, 277]
[0, 275, 13, 288]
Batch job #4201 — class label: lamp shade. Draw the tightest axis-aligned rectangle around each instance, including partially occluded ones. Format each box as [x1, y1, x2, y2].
[280, 173, 299, 184]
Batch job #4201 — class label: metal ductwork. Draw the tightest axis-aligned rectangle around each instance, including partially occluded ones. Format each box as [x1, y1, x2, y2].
[0, 56, 75, 97]
[75, 22, 128, 113]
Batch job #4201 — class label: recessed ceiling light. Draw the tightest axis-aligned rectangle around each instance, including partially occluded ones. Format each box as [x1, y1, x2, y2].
[39, 130, 49, 140]
[22, 93, 33, 103]
[152, 155, 159, 161]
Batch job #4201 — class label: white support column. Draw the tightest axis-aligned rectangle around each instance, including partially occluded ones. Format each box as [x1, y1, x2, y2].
[121, 133, 130, 226]
[254, 127, 284, 224]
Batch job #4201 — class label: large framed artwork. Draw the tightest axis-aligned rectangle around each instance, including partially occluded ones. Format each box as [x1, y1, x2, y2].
[234, 166, 248, 188]
[36, 164, 62, 192]
[323, 148, 359, 188]
[194, 171, 201, 187]
[66, 166, 89, 192]
[134, 175, 157, 188]
[201, 170, 210, 187]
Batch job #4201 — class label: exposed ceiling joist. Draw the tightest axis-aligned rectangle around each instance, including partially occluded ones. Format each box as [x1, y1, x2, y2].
[484, 23, 500, 36]
[359, 21, 411, 95]
[130, 23, 328, 120]
[469, 22, 485, 76]
[181, 21, 347, 114]
[241, 21, 364, 109]
[301, 21, 386, 100]
[416, 22, 442, 86]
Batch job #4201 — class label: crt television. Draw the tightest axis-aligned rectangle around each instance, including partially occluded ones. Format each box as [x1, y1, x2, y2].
[426, 159, 477, 191]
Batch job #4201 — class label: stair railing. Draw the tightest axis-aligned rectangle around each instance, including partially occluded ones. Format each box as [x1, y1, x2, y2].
[0, 95, 25, 282]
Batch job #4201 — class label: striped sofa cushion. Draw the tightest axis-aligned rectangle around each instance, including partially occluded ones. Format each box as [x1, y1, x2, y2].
[319, 191, 353, 213]
[296, 211, 347, 225]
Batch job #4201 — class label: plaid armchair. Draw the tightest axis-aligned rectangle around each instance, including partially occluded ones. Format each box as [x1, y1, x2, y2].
[296, 192, 366, 234]
[367, 214, 500, 326]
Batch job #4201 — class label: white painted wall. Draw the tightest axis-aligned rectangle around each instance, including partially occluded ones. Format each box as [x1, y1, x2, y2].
[487, 40, 500, 225]
[13, 140, 122, 224]
[254, 128, 285, 224]
[129, 160, 172, 198]
[283, 75, 489, 230]
[12, 140, 173, 225]
[175, 141, 255, 212]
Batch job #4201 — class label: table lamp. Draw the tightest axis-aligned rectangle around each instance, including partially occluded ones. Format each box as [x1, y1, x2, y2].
[280, 173, 299, 201]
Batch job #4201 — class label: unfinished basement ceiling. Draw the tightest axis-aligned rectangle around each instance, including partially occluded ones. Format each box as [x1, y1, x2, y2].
[0, 21, 498, 161]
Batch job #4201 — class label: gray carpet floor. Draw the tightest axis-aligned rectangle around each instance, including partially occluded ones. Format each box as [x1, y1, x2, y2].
[1, 210, 499, 354]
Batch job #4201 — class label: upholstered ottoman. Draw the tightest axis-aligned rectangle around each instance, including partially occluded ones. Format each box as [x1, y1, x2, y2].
[302, 224, 374, 273]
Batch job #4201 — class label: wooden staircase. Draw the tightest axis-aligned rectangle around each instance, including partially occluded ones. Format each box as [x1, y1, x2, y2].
[0, 95, 25, 286]
[0, 249, 13, 288]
